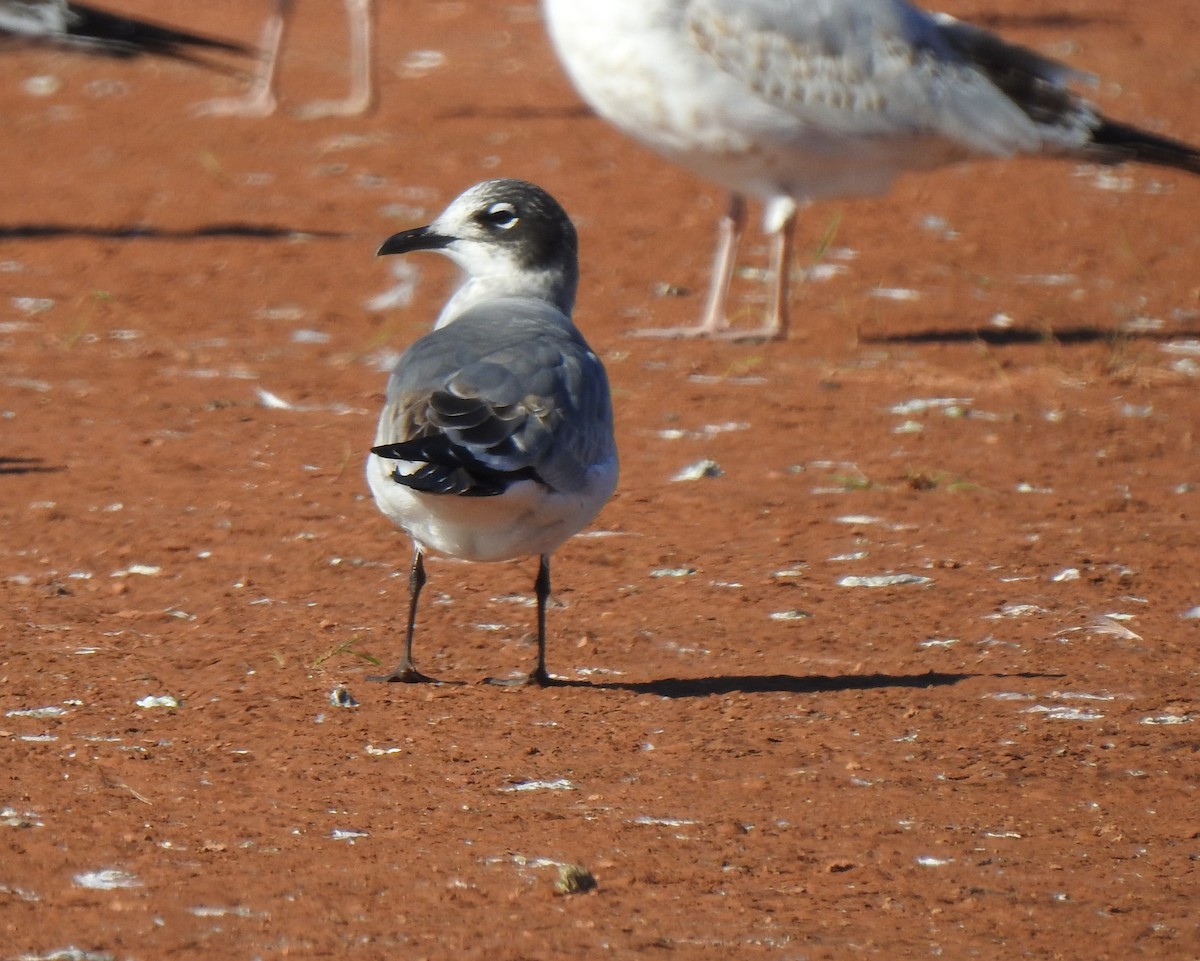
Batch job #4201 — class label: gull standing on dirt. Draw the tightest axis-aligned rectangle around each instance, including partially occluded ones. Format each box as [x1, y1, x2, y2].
[0, 0, 247, 64]
[365, 179, 618, 687]
[543, 0, 1200, 340]
[194, 0, 373, 117]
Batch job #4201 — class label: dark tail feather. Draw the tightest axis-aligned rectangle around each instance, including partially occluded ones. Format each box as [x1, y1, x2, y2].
[1088, 117, 1200, 176]
[372, 437, 546, 498]
[65, 3, 249, 64]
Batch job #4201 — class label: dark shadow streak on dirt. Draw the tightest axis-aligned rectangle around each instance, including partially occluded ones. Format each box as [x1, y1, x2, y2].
[862, 325, 1198, 346]
[0, 223, 345, 241]
[970, 12, 1121, 31]
[533, 671, 1058, 698]
[439, 104, 594, 121]
[0, 456, 64, 476]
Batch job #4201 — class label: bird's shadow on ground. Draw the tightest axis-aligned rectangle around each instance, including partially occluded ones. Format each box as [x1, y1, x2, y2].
[0, 456, 63, 476]
[0, 223, 344, 241]
[440, 104, 593, 121]
[551, 670, 1059, 698]
[862, 324, 1197, 347]
[969, 11, 1123, 31]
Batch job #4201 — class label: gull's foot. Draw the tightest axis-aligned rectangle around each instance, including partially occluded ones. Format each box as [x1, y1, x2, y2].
[191, 93, 278, 118]
[629, 323, 721, 340]
[367, 665, 455, 685]
[711, 325, 785, 343]
[295, 96, 373, 120]
[484, 667, 559, 688]
[630, 323, 783, 342]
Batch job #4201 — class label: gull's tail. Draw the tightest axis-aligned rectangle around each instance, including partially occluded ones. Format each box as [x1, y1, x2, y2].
[61, 2, 249, 66]
[1086, 118, 1200, 176]
[934, 14, 1200, 177]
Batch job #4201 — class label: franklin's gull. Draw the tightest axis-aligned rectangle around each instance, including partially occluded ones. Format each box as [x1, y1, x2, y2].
[543, 0, 1200, 340]
[366, 179, 618, 686]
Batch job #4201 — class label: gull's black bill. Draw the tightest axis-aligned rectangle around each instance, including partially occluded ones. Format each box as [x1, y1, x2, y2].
[377, 226, 453, 257]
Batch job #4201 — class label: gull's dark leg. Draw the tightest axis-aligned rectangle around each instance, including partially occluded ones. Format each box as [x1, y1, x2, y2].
[369, 548, 445, 684]
[531, 554, 554, 685]
[487, 554, 557, 687]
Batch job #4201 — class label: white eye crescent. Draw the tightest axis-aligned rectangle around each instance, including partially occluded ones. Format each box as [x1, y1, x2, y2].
[482, 202, 519, 230]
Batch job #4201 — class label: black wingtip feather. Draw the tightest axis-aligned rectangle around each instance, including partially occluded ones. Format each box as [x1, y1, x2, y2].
[388, 464, 506, 497]
[372, 438, 547, 498]
[1089, 118, 1200, 176]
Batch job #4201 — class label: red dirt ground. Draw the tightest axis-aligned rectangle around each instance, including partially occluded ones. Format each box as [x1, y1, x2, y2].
[2, 1, 1199, 958]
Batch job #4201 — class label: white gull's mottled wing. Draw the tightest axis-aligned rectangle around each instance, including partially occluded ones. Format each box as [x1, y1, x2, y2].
[685, 0, 1090, 160]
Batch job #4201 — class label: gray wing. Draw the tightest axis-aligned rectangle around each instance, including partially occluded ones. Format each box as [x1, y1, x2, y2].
[687, 0, 1098, 155]
[0, 1, 68, 40]
[378, 299, 614, 495]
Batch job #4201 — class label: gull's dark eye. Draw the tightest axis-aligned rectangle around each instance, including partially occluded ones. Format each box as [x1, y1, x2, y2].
[479, 202, 519, 231]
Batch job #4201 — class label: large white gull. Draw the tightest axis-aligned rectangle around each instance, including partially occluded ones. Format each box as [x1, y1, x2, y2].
[544, 0, 1200, 340]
